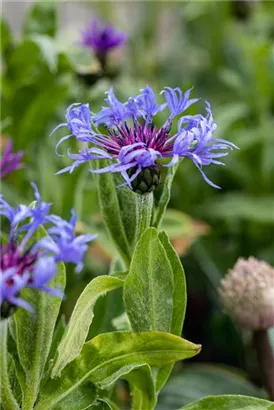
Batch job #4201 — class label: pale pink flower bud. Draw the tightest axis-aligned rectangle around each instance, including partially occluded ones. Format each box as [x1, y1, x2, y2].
[219, 257, 274, 330]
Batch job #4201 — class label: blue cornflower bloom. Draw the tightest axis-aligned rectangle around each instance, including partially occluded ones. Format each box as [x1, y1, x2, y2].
[0, 184, 97, 315]
[53, 85, 238, 192]
[80, 18, 127, 59]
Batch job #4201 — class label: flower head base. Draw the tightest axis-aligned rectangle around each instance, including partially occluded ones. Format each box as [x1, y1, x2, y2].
[0, 184, 97, 315]
[53, 85, 238, 193]
[0, 140, 24, 179]
[219, 257, 274, 330]
[80, 19, 127, 68]
[128, 166, 161, 194]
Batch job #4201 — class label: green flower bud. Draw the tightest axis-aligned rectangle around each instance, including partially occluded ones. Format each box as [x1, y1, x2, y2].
[128, 166, 161, 194]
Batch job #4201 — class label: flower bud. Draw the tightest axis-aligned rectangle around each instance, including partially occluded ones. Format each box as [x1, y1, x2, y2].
[219, 257, 274, 330]
[128, 166, 161, 194]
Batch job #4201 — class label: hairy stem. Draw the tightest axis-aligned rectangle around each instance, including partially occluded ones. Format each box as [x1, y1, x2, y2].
[253, 329, 274, 400]
[135, 193, 154, 245]
[0, 319, 20, 410]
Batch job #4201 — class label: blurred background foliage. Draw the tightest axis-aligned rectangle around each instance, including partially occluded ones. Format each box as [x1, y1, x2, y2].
[1, 1, 274, 408]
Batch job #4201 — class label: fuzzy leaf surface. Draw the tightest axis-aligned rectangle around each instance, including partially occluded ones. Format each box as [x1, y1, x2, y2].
[178, 395, 274, 410]
[124, 228, 174, 332]
[35, 331, 200, 410]
[94, 160, 132, 267]
[51, 275, 123, 377]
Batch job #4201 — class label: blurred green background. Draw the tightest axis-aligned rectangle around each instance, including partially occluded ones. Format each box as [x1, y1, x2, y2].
[1, 1, 274, 407]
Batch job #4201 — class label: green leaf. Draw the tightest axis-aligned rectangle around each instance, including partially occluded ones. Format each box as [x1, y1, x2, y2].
[1, 17, 12, 54]
[51, 276, 124, 377]
[124, 228, 174, 332]
[23, 2, 57, 37]
[30, 34, 58, 72]
[16, 83, 68, 148]
[156, 232, 187, 391]
[178, 395, 273, 410]
[113, 173, 137, 247]
[7, 354, 22, 405]
[95, 398, 120, 410]
[36, 331, 200, 410]
[200, 194, 274, 224]
[158, 232, 187, 335]
[50, 382, 97, 410]
[153, 163, 179, 229]
[88, 260, 125, 340]
[157, 365, 266, 409]
[0, 319, 20, 410]
[8, 318, 26, 395]
[122, 365, 157, 410]
[112, 312, 131, 331]
[94, 160, 132, 267]
[14, 225, 66, 410]
[47, 316, 66, 366]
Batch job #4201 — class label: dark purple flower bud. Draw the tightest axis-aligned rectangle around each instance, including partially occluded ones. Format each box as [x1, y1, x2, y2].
[80, 18, 127, 68]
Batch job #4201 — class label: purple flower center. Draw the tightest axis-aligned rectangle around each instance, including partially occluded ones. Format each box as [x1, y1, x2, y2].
[1, 239, 37, 284]
[105, 121, 173, 158]
[53, 86, 238, 190]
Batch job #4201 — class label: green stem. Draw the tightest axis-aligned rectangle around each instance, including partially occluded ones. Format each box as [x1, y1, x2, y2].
[0, 319, 20, 410]
[135, 192, 154, 245]
[254, 329, 274, 400]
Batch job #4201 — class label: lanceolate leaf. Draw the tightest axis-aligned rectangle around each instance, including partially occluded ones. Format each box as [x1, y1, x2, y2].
[156, 232, 187, 391]
[50, 382, 97, 410]
[35, 331, 201, 410]
[157, 365, 266, 409]
[124, 228, 174, 332]
[122, 365, 157, 410]
[51, 276, 124, 377]
[14, 225, 66, 410]
[0, 319, 20, 410]
[178, 395, 273, 410]
[96, 398, 120, 410]
[159, 232, 187, 334]
[113, 173, 137, 248]
[153, 163, 179, 229]
[94, 160, 132, 268]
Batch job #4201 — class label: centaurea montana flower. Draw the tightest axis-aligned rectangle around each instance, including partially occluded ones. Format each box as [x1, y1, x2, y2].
[52, 86, 238, 193]
[0, 140, 24, 179]
[80, 18, 127, 68]
[0, 183, 97, 316]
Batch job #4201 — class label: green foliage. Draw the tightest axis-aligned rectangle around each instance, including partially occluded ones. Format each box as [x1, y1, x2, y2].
[36, 331, 200, 410]
[201, 194, 274, 224]
[51, 276, 124, 377]
[153, 164, 179, 229]
[2, 1, 274, 408]
[93, 160, 132, 268]
[0, 17, 12, 54]
[0, 320, 20, 410]
[178, 395, 273, 410]
[156, 232, 187, 391]
[124, 228, 174, 332]
[124, 227, 188, 393]
[157, 365, 266, 409]
[23, 2, 57, 37]
[122, 365, 156, 410]
[95, 398, 120, 410]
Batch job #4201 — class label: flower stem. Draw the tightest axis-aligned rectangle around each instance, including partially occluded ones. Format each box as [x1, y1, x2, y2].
[135, 192, 154, 245]
[0, 319, 20, 410]
[253, 329, 274, 400]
